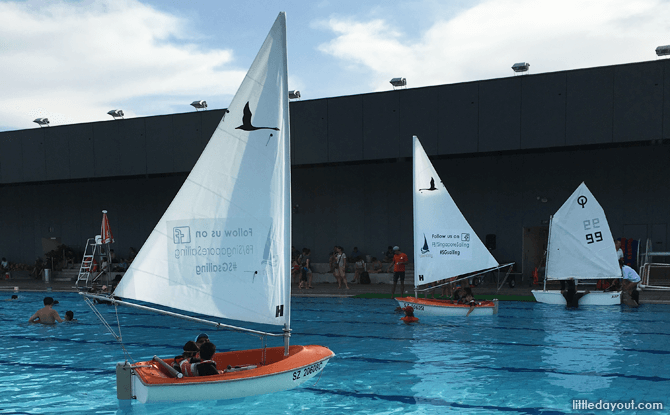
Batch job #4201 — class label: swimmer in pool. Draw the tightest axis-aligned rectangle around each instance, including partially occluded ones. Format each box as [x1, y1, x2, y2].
[400, 306, 419, 324]
[28, 296, 63, 324]
[561, 279, 589, 308]
[64, 310, 77, 322]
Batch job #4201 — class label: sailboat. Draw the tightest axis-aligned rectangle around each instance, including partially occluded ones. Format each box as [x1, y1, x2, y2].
[531, 182, 622, 305]
[396, 136, 512, 316]
[82, 13, 334, 403]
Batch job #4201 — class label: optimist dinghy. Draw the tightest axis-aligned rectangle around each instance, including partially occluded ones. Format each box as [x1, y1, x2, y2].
[531, 183, 622, 306]
[82, 13, 333, 403]
[396, 137, 512, 316]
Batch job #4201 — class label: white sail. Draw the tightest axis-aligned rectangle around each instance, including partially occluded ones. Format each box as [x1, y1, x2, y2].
[546, 182, 620, 281]
[114, 13, 291, 327]
[413, 136, 498, 286]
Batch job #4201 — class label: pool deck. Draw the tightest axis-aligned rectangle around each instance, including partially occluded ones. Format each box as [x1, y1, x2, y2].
[2, 274, 669, 304]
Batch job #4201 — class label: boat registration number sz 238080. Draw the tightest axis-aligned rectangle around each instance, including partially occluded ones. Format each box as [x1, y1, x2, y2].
[292, 361, 324, 381]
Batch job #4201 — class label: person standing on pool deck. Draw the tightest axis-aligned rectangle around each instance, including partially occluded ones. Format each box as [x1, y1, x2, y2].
[28, 297, 63, 324]
[391, 246, 408, 297]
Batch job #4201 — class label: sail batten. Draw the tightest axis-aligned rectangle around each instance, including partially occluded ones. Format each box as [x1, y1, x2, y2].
[413, 136, 498, 287]
[114, 13, 290, 327]
[545, 182, 620, 281]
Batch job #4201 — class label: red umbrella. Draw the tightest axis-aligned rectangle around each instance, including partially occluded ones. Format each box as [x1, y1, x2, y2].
[101, 210, 115, 244]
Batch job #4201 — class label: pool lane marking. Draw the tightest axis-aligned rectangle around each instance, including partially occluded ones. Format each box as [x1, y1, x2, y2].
[302, 387, 565, 414]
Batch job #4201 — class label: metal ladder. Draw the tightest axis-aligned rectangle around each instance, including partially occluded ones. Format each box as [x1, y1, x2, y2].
[76, 237, 110, 288]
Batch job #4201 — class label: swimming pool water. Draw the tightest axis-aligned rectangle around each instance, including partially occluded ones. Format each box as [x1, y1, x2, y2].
[2, 292, 669, 414]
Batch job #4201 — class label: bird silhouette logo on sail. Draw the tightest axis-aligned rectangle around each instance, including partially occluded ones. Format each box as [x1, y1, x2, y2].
[419, 177, 438, 192]
[236, 102, 280, 132]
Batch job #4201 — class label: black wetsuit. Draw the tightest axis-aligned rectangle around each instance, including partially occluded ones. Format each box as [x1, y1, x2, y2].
[562, 290, 587, 308]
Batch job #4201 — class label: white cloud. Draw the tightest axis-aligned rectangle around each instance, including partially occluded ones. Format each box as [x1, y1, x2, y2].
[0, 0, 245, 130]
[318, 0, 670, 92]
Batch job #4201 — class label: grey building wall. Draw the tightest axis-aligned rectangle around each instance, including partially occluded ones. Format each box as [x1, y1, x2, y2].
[291, 144, 669, 270]
[1, 59, 669, 270]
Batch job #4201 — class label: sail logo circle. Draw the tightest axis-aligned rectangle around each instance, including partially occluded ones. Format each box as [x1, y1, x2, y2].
[577, 195, 588, 208]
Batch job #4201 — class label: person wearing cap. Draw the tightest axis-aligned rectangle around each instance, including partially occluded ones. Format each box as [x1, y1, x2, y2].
[173, 340, 201, 376]
[28, 296, 63, 324]
[390, 246, 408, 297]
[400, 306, 418, 323]
[195, 333, 209, 348]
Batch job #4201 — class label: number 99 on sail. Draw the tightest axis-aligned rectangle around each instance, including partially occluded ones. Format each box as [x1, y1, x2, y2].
[585, 232, 603, 244]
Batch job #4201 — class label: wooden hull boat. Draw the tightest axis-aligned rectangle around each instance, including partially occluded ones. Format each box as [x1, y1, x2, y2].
[396, 297, 499, 316]
[118, 345, 334, 403]
[531, 290, 621, 305]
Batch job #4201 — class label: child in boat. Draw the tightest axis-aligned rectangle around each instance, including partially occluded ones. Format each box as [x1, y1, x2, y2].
[192, 341, 222, 376]
[452, 285, 465, 303]
[463, 287, 477, 317]
[173, 341, 200, 375]
[400, 306, 419, 323]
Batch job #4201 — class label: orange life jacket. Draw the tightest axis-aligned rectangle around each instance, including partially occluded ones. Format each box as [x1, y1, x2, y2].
[179, 358, 196, 377]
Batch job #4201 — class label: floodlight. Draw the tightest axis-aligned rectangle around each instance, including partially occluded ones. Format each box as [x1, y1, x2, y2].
[190, 100, 207, 111]
[512, 62, 530, 73]
[107, 109, 124, 119]
[656, 45, 670, 57]
[33, 118, 50, 127]
[390, 77, 407, 89]
[288, 90, 301, 99]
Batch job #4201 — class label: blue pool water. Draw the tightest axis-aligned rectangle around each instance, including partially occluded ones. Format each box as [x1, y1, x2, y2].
[1, 292, 669, 414]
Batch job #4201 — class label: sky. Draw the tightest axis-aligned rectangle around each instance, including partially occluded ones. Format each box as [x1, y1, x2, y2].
[1, 0, 669, 131]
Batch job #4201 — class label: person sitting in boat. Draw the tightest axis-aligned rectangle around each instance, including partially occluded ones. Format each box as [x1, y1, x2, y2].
[195, 333, 210, 350]
[173, 340, 200, 375]
[561, 279, 589, 308]
[28, 296, 64, 324]
[191, 341, 222, 376]
[452, 284, 465, 303]
[400, 306, 419, 324]
[462, 287, 478, 317]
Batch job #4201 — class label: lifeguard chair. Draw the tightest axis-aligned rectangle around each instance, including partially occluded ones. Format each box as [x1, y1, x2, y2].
[76, 210, 114, 288]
